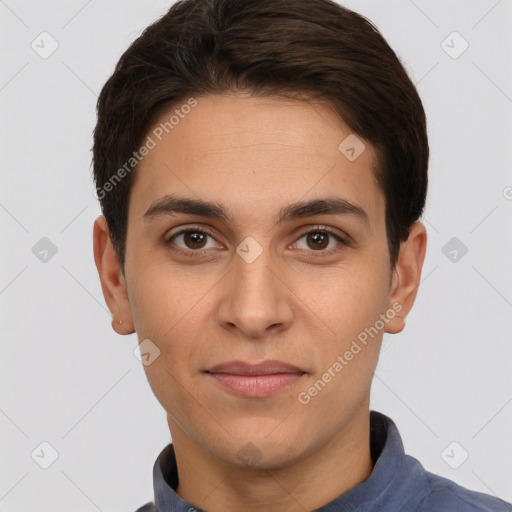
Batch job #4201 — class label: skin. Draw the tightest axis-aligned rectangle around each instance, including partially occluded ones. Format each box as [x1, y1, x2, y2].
[94, 93, 427, 512]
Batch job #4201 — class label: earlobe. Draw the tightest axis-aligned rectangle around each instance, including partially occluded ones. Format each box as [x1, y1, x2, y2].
[111, 316, 133, 336]
[93, 216, 135, 335]
[385, 313, 406, 334]
[385, 222, 427, 334]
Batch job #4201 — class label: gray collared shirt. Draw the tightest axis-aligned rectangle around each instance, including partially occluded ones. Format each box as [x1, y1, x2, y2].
[135, 411, 511, 511]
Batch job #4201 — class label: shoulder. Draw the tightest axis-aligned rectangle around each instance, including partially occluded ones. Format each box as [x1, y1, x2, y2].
[416, 470, 512, 511]
[133, 502, 155, 512]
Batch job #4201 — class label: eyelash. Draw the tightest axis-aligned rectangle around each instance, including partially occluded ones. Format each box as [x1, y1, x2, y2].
[164, 225, 347, 258]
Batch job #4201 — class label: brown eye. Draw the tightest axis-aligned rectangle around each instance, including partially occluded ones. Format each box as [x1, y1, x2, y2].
[306, 232, 330, 250]
[182, 231, 208, 250]
[294, 228, 346, 255]
[166, 228, 220, 255]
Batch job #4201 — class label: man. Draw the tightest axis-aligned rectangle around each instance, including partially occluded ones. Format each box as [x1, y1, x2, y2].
[92, 0, 511, 510]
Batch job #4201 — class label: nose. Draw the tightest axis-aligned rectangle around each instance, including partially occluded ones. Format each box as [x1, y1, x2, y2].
[216, 248, 294, 339]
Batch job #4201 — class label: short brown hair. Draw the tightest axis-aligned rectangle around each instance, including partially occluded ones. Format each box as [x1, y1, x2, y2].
[93, 0, 429, 268]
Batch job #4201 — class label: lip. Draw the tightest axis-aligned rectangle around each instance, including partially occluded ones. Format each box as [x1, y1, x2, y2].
[205, 360, 307, 398]
[207, 360, 305, 375]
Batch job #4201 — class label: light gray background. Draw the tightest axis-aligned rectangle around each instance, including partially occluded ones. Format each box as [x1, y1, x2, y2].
[1, 0, 511, 510]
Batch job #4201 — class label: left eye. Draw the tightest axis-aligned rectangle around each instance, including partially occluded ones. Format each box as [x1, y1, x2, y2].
[168, 229, 218, 251]
[294, 230, 345, 252]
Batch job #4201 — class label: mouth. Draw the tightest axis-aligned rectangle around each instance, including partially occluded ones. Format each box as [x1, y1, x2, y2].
[204, 360, 307, 398]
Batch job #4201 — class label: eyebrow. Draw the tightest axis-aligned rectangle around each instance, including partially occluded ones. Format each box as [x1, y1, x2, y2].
[143, 195, 370, 228]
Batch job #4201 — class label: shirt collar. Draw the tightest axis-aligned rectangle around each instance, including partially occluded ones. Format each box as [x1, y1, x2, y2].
[151, 410, 428, 511]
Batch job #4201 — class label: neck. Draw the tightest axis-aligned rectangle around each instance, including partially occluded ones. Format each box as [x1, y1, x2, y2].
[170, 407, 374, 512]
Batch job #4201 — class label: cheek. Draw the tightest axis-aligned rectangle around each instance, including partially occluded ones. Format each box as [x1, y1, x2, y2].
[293, 261, 390, 344]
[292, 268, 388, 425]
[129, 277, 203, 415]
[127, 254, 212, 339]
[126, 260, 215, 384]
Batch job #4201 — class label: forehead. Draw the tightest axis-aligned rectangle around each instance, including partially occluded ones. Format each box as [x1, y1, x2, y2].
[131, 93, 385, 229]
[146, 93, 372, 164]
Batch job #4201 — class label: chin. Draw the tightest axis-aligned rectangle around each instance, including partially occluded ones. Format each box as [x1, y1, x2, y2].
[220, 432, 305, 470]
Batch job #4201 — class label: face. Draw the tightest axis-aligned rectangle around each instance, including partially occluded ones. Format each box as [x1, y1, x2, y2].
[95, 93, 425, 470]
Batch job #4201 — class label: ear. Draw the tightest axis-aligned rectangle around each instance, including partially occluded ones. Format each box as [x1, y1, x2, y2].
[93, 216, 135, 335]
[385, 221, 427, 334]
